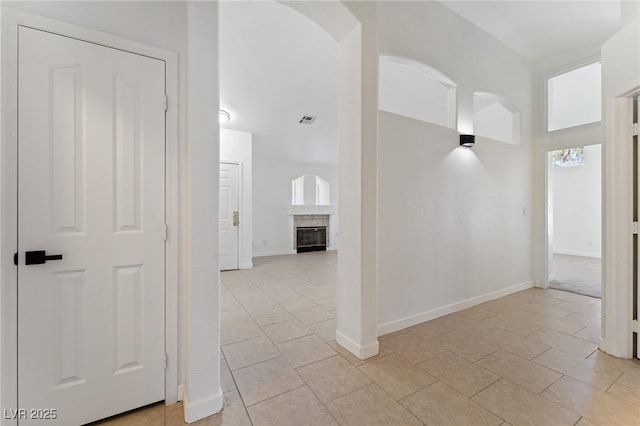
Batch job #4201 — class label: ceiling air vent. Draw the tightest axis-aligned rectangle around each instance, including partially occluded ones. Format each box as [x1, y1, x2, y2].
[299, 115, 318, 125]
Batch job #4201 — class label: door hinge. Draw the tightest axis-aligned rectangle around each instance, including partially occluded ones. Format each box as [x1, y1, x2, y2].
[13, 252, 18, 266]
[632, 320, 640, 334]
[633, 221, 639, 235]
[163, 224, 168, 241]
[631, 122, 639, 137]
[163, 353, 168, 371]
[163, 94, 168, 112]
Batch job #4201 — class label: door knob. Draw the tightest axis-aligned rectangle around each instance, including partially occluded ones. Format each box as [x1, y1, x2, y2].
[233, 211, 240, 227]
[24, 250, 63, 265]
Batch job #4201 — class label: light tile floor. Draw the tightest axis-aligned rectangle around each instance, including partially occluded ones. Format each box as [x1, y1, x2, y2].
[100, 251, 640, 426]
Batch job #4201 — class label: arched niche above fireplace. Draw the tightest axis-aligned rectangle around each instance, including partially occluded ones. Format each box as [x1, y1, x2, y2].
[291, 175, 331, 206]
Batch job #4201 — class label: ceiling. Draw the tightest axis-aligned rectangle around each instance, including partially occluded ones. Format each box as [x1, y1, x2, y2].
[219, 1, 625, 166]
[219, 1, 340, 166]
[440, 0, 623, 60]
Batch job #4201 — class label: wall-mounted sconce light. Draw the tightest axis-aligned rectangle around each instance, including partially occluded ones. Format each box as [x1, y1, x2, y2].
[460, 134, 475, 148]
[219, 109, 231, 124]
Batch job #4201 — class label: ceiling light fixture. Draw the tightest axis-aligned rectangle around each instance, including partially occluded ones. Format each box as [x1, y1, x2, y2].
[219, 109, 231, 124]
[460, 134, 475, 148]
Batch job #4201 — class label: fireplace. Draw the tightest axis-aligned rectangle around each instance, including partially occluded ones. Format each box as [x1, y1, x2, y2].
[291, 214, 330, 253]
[296, 226, 327, 253]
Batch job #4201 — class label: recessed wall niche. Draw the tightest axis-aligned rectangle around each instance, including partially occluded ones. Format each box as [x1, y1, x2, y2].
[473, 92, 520, 145]
[378, 55, 457, 129]
[291, 175, 330, 206]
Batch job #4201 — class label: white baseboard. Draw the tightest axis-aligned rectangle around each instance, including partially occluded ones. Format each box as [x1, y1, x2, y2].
[182, 388, 223, 424]
[335, 329, 379, 360]
[377, 281, 534, 336]
[254, 249, 337, 258]
[239, 262, 253, 270]
[177, 384, 184, 402]
[252, 250, 296, 258]
[553, 249, 601, 259]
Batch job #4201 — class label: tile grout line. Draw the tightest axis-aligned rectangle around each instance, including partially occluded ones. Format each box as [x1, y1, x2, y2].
[368, 381, 425, 425]
[538, 373, 565, 395]
[465, 373, 502, 399]
[293, 355, 349, 425]
[395, 378, 441, 404]
[571, 325, 588, 337]
[221, 332, 269, 351]
[225, 358, 255, 426]
[585, 346, 599, 359]
[461, 380, 509, 424]
[243, 383, 308, 410]
[536, 380, 585, 421]
[603, 370, 624, 392]
[572, 416, 585, 426]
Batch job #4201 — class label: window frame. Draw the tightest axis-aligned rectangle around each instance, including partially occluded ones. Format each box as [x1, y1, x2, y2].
[542, 56, 602, 135]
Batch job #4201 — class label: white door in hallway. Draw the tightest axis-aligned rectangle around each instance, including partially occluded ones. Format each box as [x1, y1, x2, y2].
[219, 162, 240, 270]
[18, 27, 166, 424]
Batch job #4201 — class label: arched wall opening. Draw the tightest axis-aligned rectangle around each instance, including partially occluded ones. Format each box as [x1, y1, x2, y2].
[473, 92, 521, 145]
[275, 2, 379, 359]
[378, 55, 457, 129]
[291, 175, 331, 206]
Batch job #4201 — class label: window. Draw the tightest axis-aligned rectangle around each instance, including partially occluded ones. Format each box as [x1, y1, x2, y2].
[551, 148, 585, 168]
[547, 62, 601, 132]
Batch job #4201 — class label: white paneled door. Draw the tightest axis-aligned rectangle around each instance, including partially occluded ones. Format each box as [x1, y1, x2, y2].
[219, 163, 240, 270]
[17, 27, 166, 425]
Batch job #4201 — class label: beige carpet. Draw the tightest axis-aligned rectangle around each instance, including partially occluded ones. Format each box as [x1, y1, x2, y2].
[549, 254, 601, 298]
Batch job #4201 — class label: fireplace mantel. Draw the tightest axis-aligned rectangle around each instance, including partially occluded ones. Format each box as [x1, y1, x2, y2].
[288, 205, 336, 216]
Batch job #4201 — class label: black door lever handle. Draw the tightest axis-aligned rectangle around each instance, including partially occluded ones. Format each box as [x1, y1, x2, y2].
[25, 250, 63, 265]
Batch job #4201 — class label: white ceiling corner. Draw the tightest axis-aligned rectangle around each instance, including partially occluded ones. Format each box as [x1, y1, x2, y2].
[439, 0, 622, 61]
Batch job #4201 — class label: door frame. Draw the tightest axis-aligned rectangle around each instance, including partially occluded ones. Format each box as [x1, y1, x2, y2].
[220, 161, 242, 271]
[0, 9, 180, 419]
[602, 86, 640, 358]
[543, 143, 603, 290]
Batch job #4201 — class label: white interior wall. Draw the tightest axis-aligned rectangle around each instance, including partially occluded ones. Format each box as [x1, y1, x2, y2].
[184, 3, 222, 419]
[551, 144, 602, 258]
[220, 129, 253, 269]
[252, 156, 338, 256]
[378, 57, 453, 127]
[602, 19, 640, 97]
[335, 0, 379, 359]
[377, 1, 534, 333]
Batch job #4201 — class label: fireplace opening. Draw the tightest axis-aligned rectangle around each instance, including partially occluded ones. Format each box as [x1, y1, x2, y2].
[296, 226, 327, 253]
